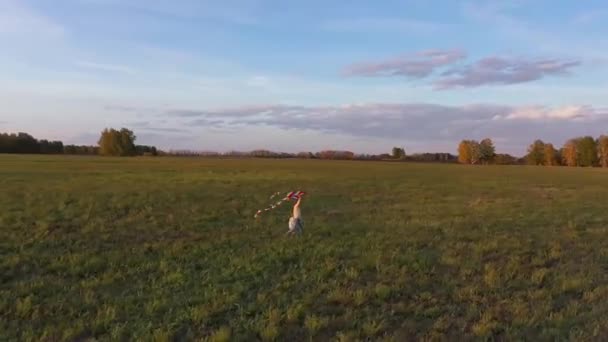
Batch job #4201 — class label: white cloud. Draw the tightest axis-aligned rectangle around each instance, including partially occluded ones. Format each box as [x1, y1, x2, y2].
[502, 105, 592, 120]
[345, 50, 581, 89]
[160, 102, 608, 155]
[344, 49, 466, 78]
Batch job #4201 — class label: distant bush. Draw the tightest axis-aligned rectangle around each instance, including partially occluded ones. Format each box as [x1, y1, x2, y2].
[317, 150, 355, 160]
[64, 145, 99, 155]
[136, 145, 158, 156]
[406, 153, 457, 163]
[494, 154, 519, 165]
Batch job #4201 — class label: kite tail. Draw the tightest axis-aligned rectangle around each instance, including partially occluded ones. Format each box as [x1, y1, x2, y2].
[254, 191, 306, 218]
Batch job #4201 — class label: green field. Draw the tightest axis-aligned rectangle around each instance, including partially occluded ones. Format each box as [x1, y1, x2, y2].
[2, 155, 608, 340]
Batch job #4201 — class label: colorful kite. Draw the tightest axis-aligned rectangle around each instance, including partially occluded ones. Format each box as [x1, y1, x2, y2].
[254, 191, 306, 218]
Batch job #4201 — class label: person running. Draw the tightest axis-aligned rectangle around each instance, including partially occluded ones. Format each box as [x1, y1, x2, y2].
[287, 197, 303, 235]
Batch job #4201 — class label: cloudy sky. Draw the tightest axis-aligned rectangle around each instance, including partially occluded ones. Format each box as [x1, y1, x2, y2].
[1, 0, 607, 155]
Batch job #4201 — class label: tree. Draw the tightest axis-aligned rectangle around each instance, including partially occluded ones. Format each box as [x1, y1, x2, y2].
[135, 145, 158, 156]
[554, 148, 562, 166]
[576, 136, 598, 167]
[38, 140, 63, 154]
[0, 133, 37, 153]
[0, 132, 65, 154]
[495, 153, 518, 165]
[598, 135, 608, 168]
[526, 140, 545, 165]
[391, 147, 405, 159]
[119, 128, 137, 156]
[457, 140, 481, 164]
[479, 138, 496, 164]
[98, 128, 137, 156]
[458, 140, 471, 164]
[562, 140, 578, 166]
[543, 143, 558, 166]
[469, 141, 481, 164]
[296, 152, 314, 159]
[98, 129, 116, 156]
[407, 153, 456, 163]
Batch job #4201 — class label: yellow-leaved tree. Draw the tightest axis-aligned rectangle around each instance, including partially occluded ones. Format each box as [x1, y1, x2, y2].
[458, 140, 472, 164]
[98, 128, 137, 156]
[543, 143, 558, 166]
[458, 140, 481, 164]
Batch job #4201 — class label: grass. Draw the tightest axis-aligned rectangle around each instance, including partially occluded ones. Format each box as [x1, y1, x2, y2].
[2, 154, 608, 340]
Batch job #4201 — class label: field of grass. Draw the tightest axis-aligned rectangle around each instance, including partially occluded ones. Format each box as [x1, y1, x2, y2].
[2, 155, 608, 340]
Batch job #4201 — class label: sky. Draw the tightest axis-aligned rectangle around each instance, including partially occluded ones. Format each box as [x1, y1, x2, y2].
[1, 0, 607, 155]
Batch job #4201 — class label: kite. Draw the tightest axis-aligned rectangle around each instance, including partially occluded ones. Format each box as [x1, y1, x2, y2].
[254, 191, 306, 218]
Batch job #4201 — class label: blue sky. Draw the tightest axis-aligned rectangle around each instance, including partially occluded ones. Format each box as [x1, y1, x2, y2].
[1, 0, 607, 155]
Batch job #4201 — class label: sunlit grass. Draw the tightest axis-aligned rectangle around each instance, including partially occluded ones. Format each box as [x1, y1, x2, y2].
[1, 155, 608, 339]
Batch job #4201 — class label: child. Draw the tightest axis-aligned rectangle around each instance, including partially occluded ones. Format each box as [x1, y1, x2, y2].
[287, 197, 303, 235]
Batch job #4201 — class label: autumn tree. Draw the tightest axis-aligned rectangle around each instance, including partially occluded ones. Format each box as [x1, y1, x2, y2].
[598, 135, 608, 168]
[98, 128, 137, 156]
[543, 143, 558, 166]
[526, 140, 545, 165]
[562, 139, 578, 166]
[479, 138, 496, 164]
[576, 136, 598, 167]
[458, 140, 472, 164]
[458, 140, 481, 164]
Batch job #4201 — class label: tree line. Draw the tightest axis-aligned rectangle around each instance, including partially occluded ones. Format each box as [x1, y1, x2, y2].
[0, 133, 64, 154]
[0, 129, 158, 156]
[525, 136, 608, 167]
[457, 139, 497, 164]
[0, 129, 461, 162]
[7, 128, 604, 166]
[457, 135, 608, 167]
[164, 148, 457, 162]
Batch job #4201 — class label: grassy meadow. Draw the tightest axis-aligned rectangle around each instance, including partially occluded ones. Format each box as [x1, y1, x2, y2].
[2, 154, 608, 340]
